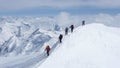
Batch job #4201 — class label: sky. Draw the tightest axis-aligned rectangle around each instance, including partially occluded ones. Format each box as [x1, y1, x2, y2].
[0, 0, 120, 16]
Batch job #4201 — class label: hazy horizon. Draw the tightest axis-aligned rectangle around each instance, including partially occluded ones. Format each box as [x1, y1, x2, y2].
[0, 0, 120, 16]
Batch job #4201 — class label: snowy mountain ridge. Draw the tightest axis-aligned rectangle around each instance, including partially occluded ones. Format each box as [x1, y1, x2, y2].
[0, 14, 120, 68]
[38, 23, 120, 68]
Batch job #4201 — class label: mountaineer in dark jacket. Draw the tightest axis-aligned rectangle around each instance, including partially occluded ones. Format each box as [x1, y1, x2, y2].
[65, 27, 68, 35]
[82, 20, 85, 26]
[59, 34, 63, 43]
[70, 25, 74, 33]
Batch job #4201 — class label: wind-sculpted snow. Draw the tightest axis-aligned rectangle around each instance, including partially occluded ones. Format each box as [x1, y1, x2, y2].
[24, 31, 51, 53]
[11, 28, 52, 55]
[0, 23, 57, 57]
[0, 36, 14, 56]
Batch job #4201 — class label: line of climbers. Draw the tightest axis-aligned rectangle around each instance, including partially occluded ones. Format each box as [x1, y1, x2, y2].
[45, 20, 85, 56]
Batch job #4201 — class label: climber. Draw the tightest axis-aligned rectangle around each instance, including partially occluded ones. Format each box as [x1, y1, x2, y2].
[45, 45, 51, 56]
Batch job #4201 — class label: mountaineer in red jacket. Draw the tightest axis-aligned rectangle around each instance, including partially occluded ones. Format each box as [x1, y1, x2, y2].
[45, 45, 51, 56]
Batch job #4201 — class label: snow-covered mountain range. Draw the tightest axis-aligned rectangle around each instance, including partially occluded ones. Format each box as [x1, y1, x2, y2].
[0, 13, 120, 68]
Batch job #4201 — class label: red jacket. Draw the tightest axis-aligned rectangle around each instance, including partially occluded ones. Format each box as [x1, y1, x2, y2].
[45, 45, 50, 51]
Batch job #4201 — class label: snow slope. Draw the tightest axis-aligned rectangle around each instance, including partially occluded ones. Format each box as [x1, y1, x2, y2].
[38, 23, 120, 68]
[0, 14, 120, 68]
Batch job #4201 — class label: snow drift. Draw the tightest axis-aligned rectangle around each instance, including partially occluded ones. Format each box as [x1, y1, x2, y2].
[38, 23, 120, 68]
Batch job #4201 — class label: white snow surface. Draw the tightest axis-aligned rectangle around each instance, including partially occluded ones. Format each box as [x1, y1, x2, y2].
[0, 14, 120, 68]
[38, 23, 120, 68]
